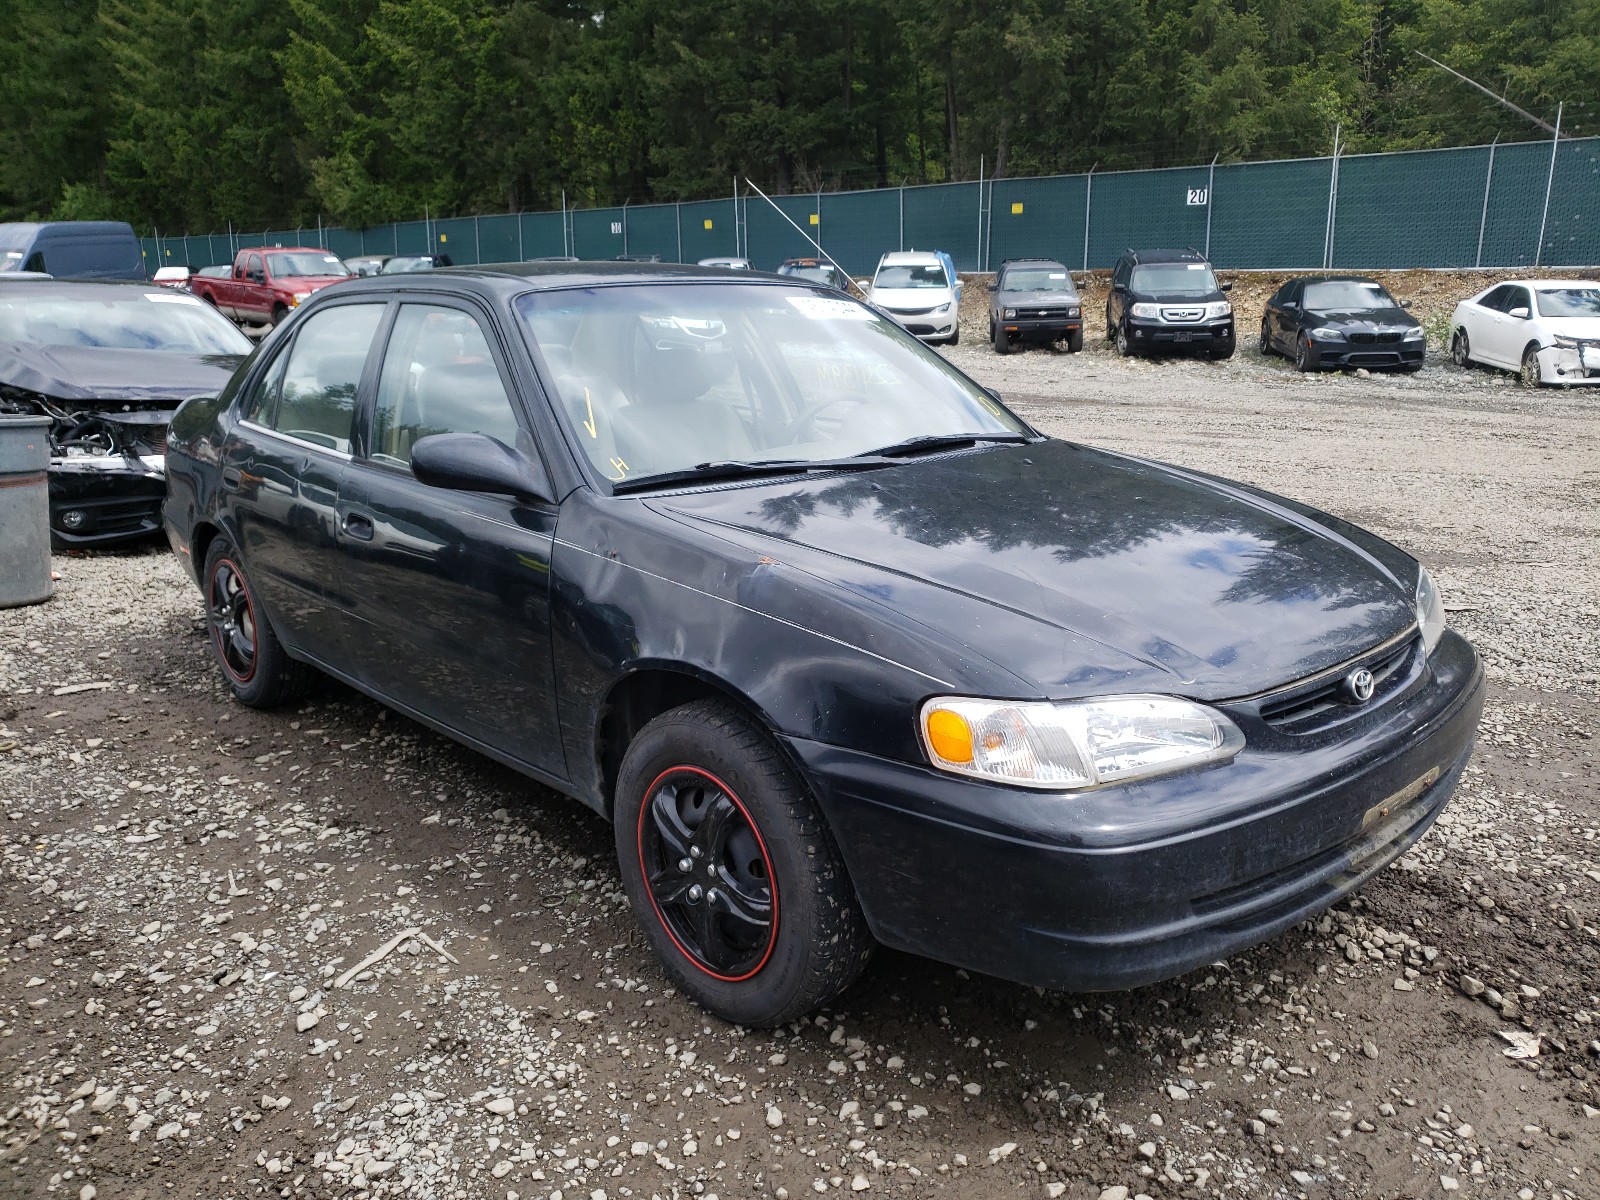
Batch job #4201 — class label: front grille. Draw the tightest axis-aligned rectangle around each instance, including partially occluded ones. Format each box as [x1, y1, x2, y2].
[886, 305, 937, 317]
[1257, 634, 1419, 729]
[1018, 308, 1074, 319]
[1348, 331, 1404, 345]
[1162, 307, 1204, 323]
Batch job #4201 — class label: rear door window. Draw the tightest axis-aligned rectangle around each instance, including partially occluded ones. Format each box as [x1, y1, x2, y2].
[264, 304, 385, 452]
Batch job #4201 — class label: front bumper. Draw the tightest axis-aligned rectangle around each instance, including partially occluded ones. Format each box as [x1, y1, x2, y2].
[1126, 317, 1234, 354]
[1305, 339, 1426, 370]
[788, 629, 1483, 992]
[881, 309, 958, 340]
[1000, 315, 1083, 342]
[48, 455, 166, 548]
[1538, 342, 1600, 384]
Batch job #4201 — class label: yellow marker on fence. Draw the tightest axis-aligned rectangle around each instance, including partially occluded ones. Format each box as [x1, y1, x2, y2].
[704, 220, 714, 230]
[809, 214, 819, 225]
[1011, 202, 1024, 215]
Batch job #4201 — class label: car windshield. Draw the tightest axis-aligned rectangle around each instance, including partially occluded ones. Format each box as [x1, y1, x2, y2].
[1302, 280, 1395, 310]
[267, 252, 349, 277]
[0, 291, 253, 354]
[1130, 264, 1217, 296]
[1003, 268, 1073, 292]
[0, 250, 25, 272]
[875, 265, 947, 289]
[1535, 287, 1600, 318]
[517, 283, 1027, 486]
[382, 257, 436, 273]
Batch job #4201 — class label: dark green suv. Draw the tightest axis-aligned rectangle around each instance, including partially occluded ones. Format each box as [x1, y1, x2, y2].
[987, 259, 1084, 355]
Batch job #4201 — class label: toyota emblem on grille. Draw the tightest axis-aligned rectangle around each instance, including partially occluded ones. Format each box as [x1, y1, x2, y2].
[1342, 668, 1377, 704]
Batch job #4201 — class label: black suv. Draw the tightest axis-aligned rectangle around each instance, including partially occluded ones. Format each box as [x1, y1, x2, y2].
[1106, 248, 1234, 360]
[987, 258, 1084, 354]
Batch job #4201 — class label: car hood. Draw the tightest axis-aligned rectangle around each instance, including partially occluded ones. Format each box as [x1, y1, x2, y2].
[1305, 306, 1418, 328]
[1544, 315, 1600, 338]
[1001, 289, 1080, 305]
[647, 440, 1418, 699]
[278, 275, 349, 289]
[871, 287, 955, 311]
[0, 342, 244, 404]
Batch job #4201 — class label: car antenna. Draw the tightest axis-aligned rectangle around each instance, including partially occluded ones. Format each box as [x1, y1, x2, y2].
[742, 178, 870, 300]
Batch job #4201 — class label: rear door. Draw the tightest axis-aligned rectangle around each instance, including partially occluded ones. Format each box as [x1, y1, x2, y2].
[223, 299, 387, 663]
[335, 298, 565, 776]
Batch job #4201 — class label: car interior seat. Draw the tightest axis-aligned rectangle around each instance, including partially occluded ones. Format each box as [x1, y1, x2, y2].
[609, 330, 754, 474]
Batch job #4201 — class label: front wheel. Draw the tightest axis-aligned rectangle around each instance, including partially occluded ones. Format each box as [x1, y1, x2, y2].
[270, 304, 288, 326]
[993, 322, 1010, 355]
[946, 325, 960, 346]
[1520, 343, 1545, 388]
[614, 699, 872, 1026]
[1259, 318, 1275, 356]
[1066, 328, 1083, 353]
[1294, 334, 1315, 373]
[1451, 329, 1472, 367]
[202, 538, 317, 707]
[1114, 322, 1133, 357]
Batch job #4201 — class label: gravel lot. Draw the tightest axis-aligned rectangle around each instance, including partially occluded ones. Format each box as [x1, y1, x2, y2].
[2, 345, 1597, 1200]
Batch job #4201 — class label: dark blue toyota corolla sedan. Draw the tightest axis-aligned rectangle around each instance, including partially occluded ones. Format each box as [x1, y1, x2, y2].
[163, 263, 1484, 1026]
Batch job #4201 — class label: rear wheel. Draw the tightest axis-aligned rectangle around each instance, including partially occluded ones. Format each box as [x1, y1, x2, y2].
[1520, 343, 1544, 388]
[613, 699, 872, 1026]
[202, 538, 317, 708]
[1451, 329, 1472, 367]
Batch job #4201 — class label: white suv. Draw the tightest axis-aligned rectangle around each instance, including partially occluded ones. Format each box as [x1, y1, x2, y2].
[868, 251, 961, 344]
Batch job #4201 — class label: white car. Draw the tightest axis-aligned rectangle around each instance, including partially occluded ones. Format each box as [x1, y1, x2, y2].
[866, 250, 960, 344]
[1449, 279, 1600, 387]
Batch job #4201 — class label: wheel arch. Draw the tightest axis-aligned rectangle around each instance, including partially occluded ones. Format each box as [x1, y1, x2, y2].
[595, 665, 785, 821]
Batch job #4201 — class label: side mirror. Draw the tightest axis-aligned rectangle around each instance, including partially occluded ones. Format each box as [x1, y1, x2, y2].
[411, 432, 551, 502]
[1400, 299, 1413, 309]
[1219, 281, 1233, 293]
[986, 281, 997, 292]
[1508, 306, 1530, 320]
[1281, 300, 1298, 312]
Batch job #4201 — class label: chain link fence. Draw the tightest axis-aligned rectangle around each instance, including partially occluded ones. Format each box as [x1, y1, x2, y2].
[143, 135, 1600, 278]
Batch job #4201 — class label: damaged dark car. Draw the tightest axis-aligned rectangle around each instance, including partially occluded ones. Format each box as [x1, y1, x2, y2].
[0, 279, 252, 548]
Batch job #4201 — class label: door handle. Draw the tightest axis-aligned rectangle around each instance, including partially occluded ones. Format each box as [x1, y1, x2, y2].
[221, 466, 242, 491]
[342, 511, 375, 541]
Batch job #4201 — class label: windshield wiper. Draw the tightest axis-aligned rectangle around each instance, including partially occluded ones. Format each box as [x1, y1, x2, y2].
[611, 456, 897, 494]
[862, 432, 1034, 458]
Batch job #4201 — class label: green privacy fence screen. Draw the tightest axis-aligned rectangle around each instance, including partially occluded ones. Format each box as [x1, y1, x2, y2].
[143, 135, 1600, 278]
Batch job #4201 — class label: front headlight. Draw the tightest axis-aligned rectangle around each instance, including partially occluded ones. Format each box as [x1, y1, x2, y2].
[1309, 326, 1346, 341]
[1416, 566, 1446, 653]
[1130, 303, 1160, 319]
[1552, 335, 1580, 349]
[292, 291, 311, 304]
[1067, 305, 1081, 318]
[920, 695, 1244, 791]
[1205, 301, 1232, 319]
[1403, 327, 1425, 340]
[1003, 307, 1017, 319]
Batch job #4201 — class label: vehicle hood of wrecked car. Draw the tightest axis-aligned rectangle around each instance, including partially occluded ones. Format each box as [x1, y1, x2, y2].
[0, 342, 245, 404]
[644, 439, 1419, 699]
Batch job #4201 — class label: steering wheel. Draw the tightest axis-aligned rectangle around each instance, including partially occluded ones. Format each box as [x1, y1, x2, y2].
[782, 394, 880, 444]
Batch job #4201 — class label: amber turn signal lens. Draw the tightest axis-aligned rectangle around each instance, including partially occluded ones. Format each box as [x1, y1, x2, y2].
[925, 708, 974, 764]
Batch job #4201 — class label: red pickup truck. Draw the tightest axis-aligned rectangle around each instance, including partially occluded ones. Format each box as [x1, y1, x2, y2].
[188, 246, 351, 326]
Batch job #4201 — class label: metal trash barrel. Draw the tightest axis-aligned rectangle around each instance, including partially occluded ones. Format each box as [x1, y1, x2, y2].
[0, 414, 53, 607]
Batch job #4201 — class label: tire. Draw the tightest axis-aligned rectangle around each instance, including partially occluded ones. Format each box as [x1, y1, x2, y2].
[1294, 333, 1315, 373]
[1451, 329, 1472, 368]
[613, 699, 873, 1026]
[201, 538, 317, 708]
[1114, 322, 1133, 358]
[270, 304, 288, 327]
[993, 322, 1010, 355]
[1520, 343, 1544, 388]
[1210, 344, 1234, 361]
[946, 325, 959, 346]
[1105, 305, 1115, 341]
[1066, 328, 1083, 353]
[1259, 318, 1275, 356]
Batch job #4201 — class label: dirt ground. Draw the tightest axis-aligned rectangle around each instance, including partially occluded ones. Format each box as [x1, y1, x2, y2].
[2, 338, 1598, 1200]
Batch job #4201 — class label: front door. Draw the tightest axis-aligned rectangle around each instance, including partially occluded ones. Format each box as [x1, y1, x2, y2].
[335, 300, 565, 777]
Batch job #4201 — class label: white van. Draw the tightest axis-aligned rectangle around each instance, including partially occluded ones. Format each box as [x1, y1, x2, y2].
[867, 250, 961, 344]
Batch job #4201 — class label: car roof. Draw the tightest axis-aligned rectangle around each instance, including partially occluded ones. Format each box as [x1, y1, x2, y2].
[0, 278, 175, 298]
[243, 245, 337, 254]
[1521, 278, 1600, 290]
[1293, 275, 1383, 285]
[1123, 248, 1208, 265]
[311, 260, 799, 301]
[879, 251, 941, 266]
